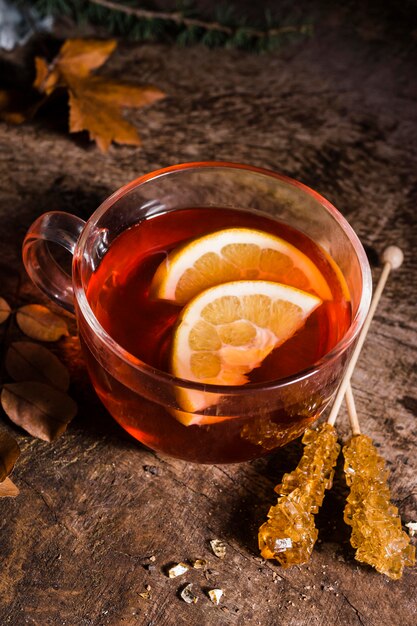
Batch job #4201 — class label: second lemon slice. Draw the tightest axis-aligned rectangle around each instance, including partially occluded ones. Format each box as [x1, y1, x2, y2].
[171, 280, 322, 416]
[151, 227, 332, 304]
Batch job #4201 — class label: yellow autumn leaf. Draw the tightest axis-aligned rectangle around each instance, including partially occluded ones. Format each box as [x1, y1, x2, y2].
[66, 75, 162, 152]
[33, 38, 165, 152]
[56, 38, 117, 77]
[33, 57, 60, 95]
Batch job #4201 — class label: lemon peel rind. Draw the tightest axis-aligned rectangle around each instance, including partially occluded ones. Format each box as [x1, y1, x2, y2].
[151, 228, 333, 303]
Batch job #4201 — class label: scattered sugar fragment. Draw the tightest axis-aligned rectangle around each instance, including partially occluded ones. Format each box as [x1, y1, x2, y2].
[208, 588, 223, 605]
[406, 522, 417, 537]
[210, 539, 227, 559]
[168, 562, 189, 578]
[192, 559, 207, 569]
[139, 591, 151, 600]
[143, 465, 159, 475]
[180, 583, 198, 604]
[139, 584, 152, 600]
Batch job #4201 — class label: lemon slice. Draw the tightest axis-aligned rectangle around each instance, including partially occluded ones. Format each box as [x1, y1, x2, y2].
[171, 280, 322, 424]
[151, 227, 332, 304]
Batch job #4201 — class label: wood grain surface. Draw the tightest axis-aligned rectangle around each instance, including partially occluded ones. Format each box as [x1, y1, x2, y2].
[0, 5, 416, 626]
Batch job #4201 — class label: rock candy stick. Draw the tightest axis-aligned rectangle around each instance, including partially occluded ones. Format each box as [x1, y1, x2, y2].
[258, 423, 340, 565]
[336, 245, 414, 578]
[343, 387, 415, 579]
[258, 246, 406, 568]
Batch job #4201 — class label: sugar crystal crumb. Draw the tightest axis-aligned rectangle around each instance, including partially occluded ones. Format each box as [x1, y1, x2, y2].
[167, 562, 189, 578]
[192, 559, 207, 569]
[208, 588, 223, 605]
[406, 522, 417, 537]
[139, 591, 151, 600]
[180, 583, 198, 604]
[210, 539, 227, 559]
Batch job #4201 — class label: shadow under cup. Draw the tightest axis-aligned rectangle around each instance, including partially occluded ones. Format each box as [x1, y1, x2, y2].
[23, 163, 372, 463]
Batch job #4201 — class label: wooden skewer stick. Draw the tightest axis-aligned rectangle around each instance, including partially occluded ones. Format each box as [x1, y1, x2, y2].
[327, 245, 404, 427]
[345, 381, 361, 435]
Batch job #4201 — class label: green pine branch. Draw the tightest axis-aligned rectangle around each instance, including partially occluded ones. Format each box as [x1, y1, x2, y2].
[32, 0, 313, 51]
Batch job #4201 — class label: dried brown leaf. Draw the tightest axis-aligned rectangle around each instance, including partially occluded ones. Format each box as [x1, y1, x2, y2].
[3, 38, 160, 149]
[75, 76, 166, 109]
[67, 78, 141, 152]
[1, 382, 77, 442]
[6, 341, 70, 391]
[55, 39, 117, 78]
[0, 296, 11, 323]
[32, 38, 165, 152]
[34, 40, 117, 94]
[33, 57, 49, 91]
[33, 58, 60, 95]
[0, 477, 19, 497]
[0, 429, 20, 481]
[16, 304, 69, 342]
[66, 74, 165, 152]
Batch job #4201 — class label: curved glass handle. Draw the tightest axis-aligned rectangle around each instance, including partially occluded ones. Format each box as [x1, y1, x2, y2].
[22, 212, 86, 314]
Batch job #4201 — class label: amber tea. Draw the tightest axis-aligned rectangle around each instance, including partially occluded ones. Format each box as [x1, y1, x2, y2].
[85, 207, 351, 462]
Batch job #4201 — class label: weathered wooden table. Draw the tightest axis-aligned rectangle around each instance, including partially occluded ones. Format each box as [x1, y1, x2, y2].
[0, 9, 416, 626]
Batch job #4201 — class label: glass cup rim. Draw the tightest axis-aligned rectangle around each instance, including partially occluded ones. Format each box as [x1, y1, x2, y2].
[73, 161, 372, 395]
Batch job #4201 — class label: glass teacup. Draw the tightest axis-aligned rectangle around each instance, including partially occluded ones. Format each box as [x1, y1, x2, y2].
[22, 162, 371, 463]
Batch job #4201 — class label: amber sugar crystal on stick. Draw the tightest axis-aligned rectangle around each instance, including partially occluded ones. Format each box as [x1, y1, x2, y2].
[339, 247, 414, 579]
[259, 245, 415, 575]
[258, 423, 340, 565]
[343, 429, 415, 580]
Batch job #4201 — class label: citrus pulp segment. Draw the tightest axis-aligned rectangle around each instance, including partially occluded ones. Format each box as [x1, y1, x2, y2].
[171, 280, 322, 420]
[150, 228, 333, 304]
